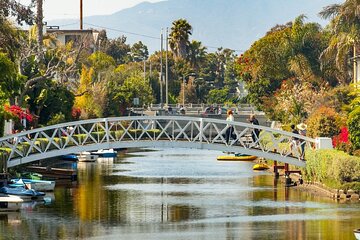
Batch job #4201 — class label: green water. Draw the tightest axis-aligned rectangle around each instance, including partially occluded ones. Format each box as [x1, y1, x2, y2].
[0, 148, 359, 240]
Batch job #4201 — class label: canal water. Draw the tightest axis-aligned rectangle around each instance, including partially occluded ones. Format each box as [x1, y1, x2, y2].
[1, 148, 360, 239]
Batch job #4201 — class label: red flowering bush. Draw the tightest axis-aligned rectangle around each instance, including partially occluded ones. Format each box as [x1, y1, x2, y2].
[332, 127, 351, 152]
[4, 105, 33, 122]
[71, 107, 81, 120]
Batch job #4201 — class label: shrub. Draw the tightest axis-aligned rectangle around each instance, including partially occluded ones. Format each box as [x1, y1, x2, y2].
[347, 106, 360, 150]
[306, 106, 340, 138]
[303, 149, 360, 190]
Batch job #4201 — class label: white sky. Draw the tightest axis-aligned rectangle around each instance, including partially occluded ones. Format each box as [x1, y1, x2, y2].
[18, 0, 162, 20]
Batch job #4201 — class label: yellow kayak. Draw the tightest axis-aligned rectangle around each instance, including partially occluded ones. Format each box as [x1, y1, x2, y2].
[253, 163, 270, 170]
[217, 155, 257, 161]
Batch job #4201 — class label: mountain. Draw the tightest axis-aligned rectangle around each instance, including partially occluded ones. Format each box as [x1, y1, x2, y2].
[46, 0, 341, 53]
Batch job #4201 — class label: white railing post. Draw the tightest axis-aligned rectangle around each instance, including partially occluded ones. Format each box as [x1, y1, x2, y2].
[105, 118, 110, 144]
[315, 137, 333, 149]
[199, 119, 203, 144]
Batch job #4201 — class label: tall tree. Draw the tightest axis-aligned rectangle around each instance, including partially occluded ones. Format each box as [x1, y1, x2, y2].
[130, 41, 149, 62]
[0, 0, 34, 24]
[36, 0, 44, 61]
[187, 40, 207, 71]
[169, 19, 192, 59]
[319, 0, 360, 84]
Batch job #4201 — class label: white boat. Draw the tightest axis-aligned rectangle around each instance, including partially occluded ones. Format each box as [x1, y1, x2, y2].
[354, 229, 360, 240]
[91, 149, 117, 158]
[0, 195, 24, 212]
[9, 179, 56, 192]
[77, 152, 98, 162]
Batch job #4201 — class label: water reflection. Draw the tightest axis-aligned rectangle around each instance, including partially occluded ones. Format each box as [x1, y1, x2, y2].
[0, 148, 360, 239]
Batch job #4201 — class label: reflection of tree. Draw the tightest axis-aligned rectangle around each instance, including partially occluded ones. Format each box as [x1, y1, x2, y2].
[74, 163, 107, 222]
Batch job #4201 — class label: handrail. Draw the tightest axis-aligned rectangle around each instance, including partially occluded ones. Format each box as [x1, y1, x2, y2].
[0, 116, 315, 169]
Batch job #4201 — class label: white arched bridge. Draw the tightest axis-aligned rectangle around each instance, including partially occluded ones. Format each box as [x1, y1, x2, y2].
[0, 116, 319, 170]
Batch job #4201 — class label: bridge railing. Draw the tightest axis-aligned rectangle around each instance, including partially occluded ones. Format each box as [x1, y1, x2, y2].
[0, 116, 317, 169]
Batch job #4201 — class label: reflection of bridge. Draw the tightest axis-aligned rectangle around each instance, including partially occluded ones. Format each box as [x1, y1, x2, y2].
[0, 116, 319, 169]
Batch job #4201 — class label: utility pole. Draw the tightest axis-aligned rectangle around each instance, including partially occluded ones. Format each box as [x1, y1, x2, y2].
[160, 29, 163, 105]
[80, 0, 83, 30]
[165, 27, 169, 106]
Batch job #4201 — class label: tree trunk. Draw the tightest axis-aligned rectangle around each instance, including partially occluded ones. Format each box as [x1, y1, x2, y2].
[36, 0, 44, 61]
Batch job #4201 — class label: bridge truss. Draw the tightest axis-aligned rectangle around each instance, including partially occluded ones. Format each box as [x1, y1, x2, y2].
[0, 116, 317, 169]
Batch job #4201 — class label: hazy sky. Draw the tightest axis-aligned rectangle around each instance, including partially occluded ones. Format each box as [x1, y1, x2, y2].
[19, 0, 163, 20]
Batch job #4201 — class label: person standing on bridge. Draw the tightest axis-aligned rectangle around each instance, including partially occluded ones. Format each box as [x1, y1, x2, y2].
[225, 109, 236, 143]
[289, 124, 299, 155]
[248, 114, 260, 146]
[297, 123, 307, 161]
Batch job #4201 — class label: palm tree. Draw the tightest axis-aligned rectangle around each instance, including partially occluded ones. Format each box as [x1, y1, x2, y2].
[169, 19, 192, 60]
[187, 40, 207, 70]
[319, 0, 360, 84]
[36, 0, 44, 61]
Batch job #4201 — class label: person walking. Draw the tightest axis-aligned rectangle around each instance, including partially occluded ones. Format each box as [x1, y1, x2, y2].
[248, 114, 260, 146]
[225, 109, 235, 143]
[289, 124, 299, 155]
[297, 123, 307, 161]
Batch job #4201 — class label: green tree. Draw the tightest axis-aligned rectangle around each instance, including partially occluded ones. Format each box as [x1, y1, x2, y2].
[104, 36, 131, 65]
[0, 52, 23, 101]
[169, 19, 192, 59]
[114, 71, 154, 110]
[207, 88, 229, 104]
[130, 41, 149, 62]
[0, 0, 34, 25]
[319, 0, 360, 84]
[187, 40, 207, 71]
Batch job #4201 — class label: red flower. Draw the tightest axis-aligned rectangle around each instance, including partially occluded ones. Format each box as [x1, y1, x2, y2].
[332, 127, 349, 147]
[4, 104, 33, 122]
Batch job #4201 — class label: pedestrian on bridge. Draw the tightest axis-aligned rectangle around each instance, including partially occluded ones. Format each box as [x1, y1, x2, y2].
[289, 124, 299, 155]
[249, 114, 260, 145]
[225, 110, 236, 143]
[297, 123, 307, 161]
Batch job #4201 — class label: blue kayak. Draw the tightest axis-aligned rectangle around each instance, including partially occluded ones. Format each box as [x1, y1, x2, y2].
[0, 186, 45, 200]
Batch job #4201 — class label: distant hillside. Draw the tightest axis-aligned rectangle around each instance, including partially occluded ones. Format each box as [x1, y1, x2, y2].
[47, 0, 341, 53]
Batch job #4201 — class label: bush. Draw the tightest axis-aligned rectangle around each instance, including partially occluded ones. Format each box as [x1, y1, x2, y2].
[303, 149, 360, 190]
[306, 106, 340, 138]
[347, 106, 360, 150]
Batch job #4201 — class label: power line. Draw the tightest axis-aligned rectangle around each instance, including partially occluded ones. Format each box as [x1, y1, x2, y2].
[83, 22, 244, 53]
[84, 22, 160, 40]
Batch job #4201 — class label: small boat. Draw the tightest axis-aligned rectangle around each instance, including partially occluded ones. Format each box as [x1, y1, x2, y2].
[9, 179, 56, 192]
[354, 229, 360, 240]
[62, 154, 78, 161]
[0, 195, 23, 212]
[91, 149, 117, 158]
[217, 154, 257, 161]
[253, 163, 270, 170]
[21, 172, 42, 180]
[26, 166, 77, 181]
[0, 187, 45, 201]
[77, 152, 98, 162]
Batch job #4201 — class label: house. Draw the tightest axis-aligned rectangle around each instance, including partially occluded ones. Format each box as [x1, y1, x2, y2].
[45, 26, 99, 52]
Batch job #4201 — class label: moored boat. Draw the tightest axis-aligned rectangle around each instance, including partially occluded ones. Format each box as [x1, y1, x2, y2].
[78, 152, 98, 162]
[91, 149, 117, 158]
[253, 163, 270, 170]
[26, 166, 77, 181]
[217, 155, 257, 161]
[62, 154, 78, 161]
[354, 229, 360, 240]
[9, 179, 55, 191]
[0, 187, 45, 201]
[0, 195, 23, 212]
